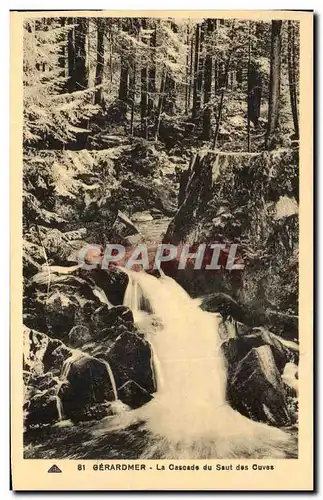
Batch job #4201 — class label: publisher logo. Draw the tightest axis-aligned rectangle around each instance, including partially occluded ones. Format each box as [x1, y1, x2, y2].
[48, 464, 62, 473]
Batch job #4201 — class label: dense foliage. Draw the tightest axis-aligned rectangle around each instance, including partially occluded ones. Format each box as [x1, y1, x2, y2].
[22, 15, 299, 323]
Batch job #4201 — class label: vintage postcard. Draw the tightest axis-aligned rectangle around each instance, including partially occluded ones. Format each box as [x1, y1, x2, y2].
[10, 9, 313, 491]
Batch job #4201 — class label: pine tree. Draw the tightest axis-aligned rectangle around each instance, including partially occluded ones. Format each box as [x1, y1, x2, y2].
[192, 24, 200, 121]
[287, 20, 299, 139]
[118, 19, 129, 102]
[202, 19, 214, 140]
[148, 21, 157, 116]
[94, 18, 105, 105]
[266, 20, 282, 150]
[68, 18, 88, 92]
[23, 17, 101, 276]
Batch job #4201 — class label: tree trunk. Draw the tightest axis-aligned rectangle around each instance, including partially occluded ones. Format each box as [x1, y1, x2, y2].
[266, 20, 282, 150]
[247, 21, 251, 152]
[164, 73, 176, 114]
[213, 20, 219, 95]
[202, 19, 213, 140]
[67, 18, 76, 92]
[196, 22, 205, 113]
[212, 51, 232, 149]
[148, 23, 156, 116]
[119, 61, 128, 101]
[218, 61, 226, 89]
[118, 21, 128, 102]
[188, 33, 194, 112]
[129, 21, 138, 136]
[248, 21, 262, 136]
[192, 24, 200, 120]
[109, 31, 113, 83]
[155, 71, 167, 141]
[129, 57, 136, 136]
[248, 65, 262, 127]
[73, 18, 88, 90]
[163, 22, 178, 115]
[94, 18, 105, 105]
[140, 19, 148, 138]
[185, 27, 190, 114]
[59, 18, 66, 79]
[288, 21, 299, 139]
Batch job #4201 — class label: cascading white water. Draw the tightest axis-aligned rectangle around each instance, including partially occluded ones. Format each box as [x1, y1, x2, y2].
[55, 395, 65, 421]
[124, 271, 227, 425]
[101, 359, 118, 401]
[121, 269, 296, 459]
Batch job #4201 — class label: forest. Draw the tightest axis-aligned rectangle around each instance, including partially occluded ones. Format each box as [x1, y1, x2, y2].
[23, 16, 300, 459]
[23, 15, 299, 265]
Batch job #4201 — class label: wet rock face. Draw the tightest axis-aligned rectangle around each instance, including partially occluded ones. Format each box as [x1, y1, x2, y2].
[68, 325, 92, 348]
[222, 322, 299, 426]
[42, 339, 73, 377]
[45, 290, 79, 341]
[23, 327, 73, 428]
[24, 328, 72, 377]
[23, 298, 156, 428]
[200, 292, 298, 342]
[79, 317, 156, 405]
[58, 355, 116, 422]
[118, 380, 153, 409]
[222, 327, 298, 374]
[25, 391, 59, 428]
[224, 344, 291, 427]
[200, 292, 246, 322]
[91, 305, 134, 338]
[79, 267, 129, 307]
[107, 331, 155, 396]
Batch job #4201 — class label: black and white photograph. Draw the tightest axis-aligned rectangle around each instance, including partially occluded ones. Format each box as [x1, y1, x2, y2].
[19, 12, 304, 465]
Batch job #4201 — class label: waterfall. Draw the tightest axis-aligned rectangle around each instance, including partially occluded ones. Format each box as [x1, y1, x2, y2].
[101, 359, 118, 401]
[60, 349, 84, 379]
[55, 395, 65, 421]
[120, 269, 296, 459]
[123, 270, 227, 425]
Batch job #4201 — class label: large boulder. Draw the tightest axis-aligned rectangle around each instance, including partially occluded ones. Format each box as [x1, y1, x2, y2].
[68, 325, 92, 348]
[23, 327, 72, 377]
[91, 304, 134, 336]
[200, 292, 298, 341]
[111, 210, 140, 238]
[23, 327, 73, 428]
[200, 292, 247, 322]
[118, 380, 152, 409]
[106, 331, 155, 397]
[42, 339, 73, 376]
[44, 290, 79, 341]
[80, 323, 156, 409]
[222, 326, 298, 374]
[225, 344, 291, 427]
[24, 390, 59, 428]
[78, 267, 129, 307]
[23, 327, 51, 374]
[58, 354, 116, 422]
[30, 272, 106, 341]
